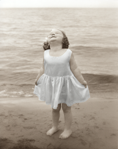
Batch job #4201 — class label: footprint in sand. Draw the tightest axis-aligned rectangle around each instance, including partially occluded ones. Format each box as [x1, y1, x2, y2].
[83, 114, 87, 118]
[89, 115, 96, 120]
[94, 125, 99, 129]
[18, 114, 24, 117]
[23, 126, 35, 129]
[103, 121, 106, 125]
[18, 138, 35, 143]
[110, 133, 116, 137]
[47, 143, 55, 149]
[80, 138, 87, 146]
[24, 118, 27, 120]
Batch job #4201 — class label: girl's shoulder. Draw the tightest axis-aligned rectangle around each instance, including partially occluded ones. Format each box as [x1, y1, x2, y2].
[44, 49, 49, 56]
[68, 48, 73, 58]
[68, 48, 72, 52]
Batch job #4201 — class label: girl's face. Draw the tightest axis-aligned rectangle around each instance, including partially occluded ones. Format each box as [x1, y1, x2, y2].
[47, 29, 63, 44]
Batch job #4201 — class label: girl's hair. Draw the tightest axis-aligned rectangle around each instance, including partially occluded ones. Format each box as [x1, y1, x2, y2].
[43, 29, 70, 51]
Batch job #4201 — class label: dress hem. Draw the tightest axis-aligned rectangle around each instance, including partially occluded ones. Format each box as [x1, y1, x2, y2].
[33, 90, 90, 109]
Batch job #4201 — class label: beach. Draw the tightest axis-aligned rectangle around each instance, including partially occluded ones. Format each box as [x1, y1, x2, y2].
[0, 8, 118, 149]
[0, 87, 118, 149]
[0, 73, 118, 149]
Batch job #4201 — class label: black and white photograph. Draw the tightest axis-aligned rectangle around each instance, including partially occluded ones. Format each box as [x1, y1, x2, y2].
[0, 0, 118, 149]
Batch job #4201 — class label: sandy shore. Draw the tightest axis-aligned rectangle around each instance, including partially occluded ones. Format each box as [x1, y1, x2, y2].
[0, 94, 117, 149]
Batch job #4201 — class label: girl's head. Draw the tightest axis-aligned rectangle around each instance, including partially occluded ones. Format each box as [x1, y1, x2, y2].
[43, 28, 69, 50]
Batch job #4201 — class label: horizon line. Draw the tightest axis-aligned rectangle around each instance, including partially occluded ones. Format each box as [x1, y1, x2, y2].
[0, 7, 118, 8]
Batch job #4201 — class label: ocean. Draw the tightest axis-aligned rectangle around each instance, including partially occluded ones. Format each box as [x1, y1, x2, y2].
[0, 8, 118, 98]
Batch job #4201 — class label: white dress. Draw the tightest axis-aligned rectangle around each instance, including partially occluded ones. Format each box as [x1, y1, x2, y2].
[33, 49, 90, 109]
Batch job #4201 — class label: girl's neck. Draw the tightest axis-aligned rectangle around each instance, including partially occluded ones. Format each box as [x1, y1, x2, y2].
[50, 44, 62, 52]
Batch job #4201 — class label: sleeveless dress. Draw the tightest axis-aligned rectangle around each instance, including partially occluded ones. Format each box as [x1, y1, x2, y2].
[33, 49, 90, 109]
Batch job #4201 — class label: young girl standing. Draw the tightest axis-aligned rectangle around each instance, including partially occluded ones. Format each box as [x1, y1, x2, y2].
[33, 28, 90, 139]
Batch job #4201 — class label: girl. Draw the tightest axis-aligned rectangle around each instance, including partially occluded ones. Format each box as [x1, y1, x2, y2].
[33, 28, 90, 139]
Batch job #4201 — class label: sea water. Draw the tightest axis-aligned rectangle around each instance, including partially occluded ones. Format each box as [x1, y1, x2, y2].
[0, 8, 118, 97]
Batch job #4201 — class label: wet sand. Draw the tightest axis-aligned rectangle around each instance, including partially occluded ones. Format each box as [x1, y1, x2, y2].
[0, 92, 117, 149]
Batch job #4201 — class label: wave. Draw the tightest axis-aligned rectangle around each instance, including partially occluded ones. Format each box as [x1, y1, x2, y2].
[83, 73, 118, 84]
[71, 45, 118, 50]
[0, 73, 118, 98]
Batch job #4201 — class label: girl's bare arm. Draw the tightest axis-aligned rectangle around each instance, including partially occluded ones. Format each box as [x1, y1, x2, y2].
[35, 56, 45, 85]
[70, 52, 87, 86]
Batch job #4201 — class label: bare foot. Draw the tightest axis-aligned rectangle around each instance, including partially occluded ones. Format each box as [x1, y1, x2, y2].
[59, 129, 72, 139]
[46, 127, 59, 136]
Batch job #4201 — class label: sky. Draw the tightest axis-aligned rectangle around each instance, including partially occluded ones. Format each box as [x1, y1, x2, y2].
[0, 0, 118, 8]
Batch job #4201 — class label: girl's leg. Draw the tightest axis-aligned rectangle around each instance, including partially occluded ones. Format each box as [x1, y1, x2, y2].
[59, 103, 72, 139]
[46, 103, 61, 136]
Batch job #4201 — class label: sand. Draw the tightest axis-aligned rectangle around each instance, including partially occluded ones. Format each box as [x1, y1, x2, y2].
[0, 92, 117, 149]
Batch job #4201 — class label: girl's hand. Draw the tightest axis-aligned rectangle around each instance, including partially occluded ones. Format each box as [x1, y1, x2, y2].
[82, 80, 88, 88]
[43, 37, 50, 50]
[44, 37, 48, 44]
